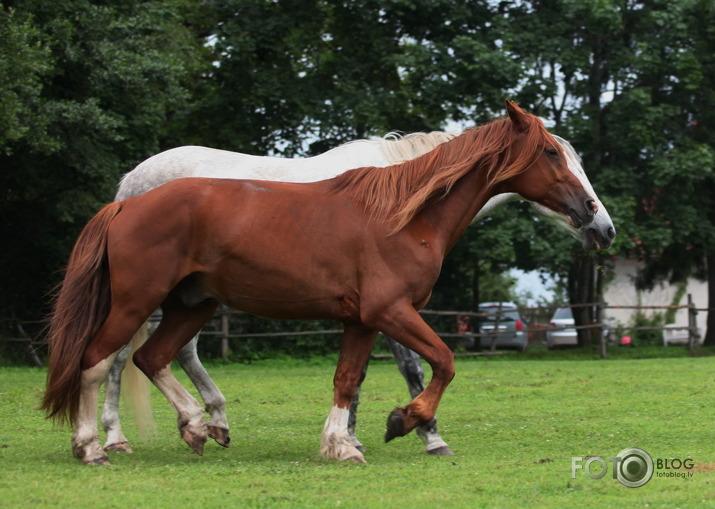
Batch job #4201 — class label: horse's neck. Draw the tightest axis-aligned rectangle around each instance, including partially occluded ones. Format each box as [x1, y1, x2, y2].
[474, 193, 519, 222]
[310, 140, 390, 172]
[414, 166, 502, 255]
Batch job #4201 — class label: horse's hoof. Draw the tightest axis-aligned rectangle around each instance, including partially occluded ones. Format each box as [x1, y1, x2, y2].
[73, 440, 110, 465]
[384, 408, 408, 442]
[182, 429, 207, 456]
[207, 425, 231, 448]
[319, 434, 366, 462]
[85, 455, 111, 466]
[104, 441, 133, 453]
[426, 445, 455, 456]
[75, 447, 110, 466]
[349, 435, 365, 453]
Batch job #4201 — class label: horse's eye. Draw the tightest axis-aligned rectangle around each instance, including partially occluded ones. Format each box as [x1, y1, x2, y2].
[545, 147, 559, 158]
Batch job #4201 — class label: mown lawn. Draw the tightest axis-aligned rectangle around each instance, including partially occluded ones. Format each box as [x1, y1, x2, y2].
[0, 353, 713, 508]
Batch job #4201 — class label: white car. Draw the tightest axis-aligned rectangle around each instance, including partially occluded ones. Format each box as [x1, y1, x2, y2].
[546, 307, 578, 348]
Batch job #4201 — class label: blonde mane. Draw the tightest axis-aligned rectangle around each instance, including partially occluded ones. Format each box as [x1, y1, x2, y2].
[380, 131, 458, 164]
[329, 113, 554, 233]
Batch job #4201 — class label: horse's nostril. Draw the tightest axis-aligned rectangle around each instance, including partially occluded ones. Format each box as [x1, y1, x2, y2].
[607, 227, 616, 240]
[585, 199, 598, 215]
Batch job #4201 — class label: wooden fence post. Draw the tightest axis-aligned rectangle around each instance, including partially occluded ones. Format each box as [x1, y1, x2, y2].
[16, 322, 43, 367]
[220, 312, 229, 359]
[490, 304, 502, 352]
[687, 294, 698, 351]
[597, 302, 607, 359]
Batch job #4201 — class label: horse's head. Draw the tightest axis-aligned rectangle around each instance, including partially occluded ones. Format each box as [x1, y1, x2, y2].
[530, 135, 616, 250]
[500, 101, 597, 230]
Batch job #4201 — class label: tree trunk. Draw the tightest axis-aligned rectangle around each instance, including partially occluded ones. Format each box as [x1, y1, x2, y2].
[705, 176, 715, 346]
[472, 254, 481, 310]
[567, 31, 607, 348]
[569, 252, 597, 347]
[705, 252, 715, 346]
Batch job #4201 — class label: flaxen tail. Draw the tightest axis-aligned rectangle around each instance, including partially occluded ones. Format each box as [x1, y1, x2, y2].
[123, 323, 156, 438]
[41, 202, 122, 425]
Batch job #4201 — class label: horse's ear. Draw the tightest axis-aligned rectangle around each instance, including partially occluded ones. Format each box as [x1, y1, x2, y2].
[506, 100, 529, 132]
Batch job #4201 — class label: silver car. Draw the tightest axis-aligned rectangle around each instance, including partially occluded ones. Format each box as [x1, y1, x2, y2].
[546, 307, 578, 348]
[466, 302, 527, 352]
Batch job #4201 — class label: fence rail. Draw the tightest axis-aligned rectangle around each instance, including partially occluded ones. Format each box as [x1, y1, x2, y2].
[162, 296, 711, 360]
[0, 318, 44, 367]
[3, 295, 711, 365]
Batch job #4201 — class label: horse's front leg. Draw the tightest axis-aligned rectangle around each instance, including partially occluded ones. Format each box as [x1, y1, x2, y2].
[320, 324, 378, 463]
[386, 338, 454, 456]
[370, 304, 455, 443]
[176, 335, 230, 447]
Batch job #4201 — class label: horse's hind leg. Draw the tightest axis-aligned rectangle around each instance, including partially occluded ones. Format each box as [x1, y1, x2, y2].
[386, 338, 454, 456]
[102, 322, 157, 452]
[74, 356, 120, 465]
[101, 344, 133, 452]
[321, 324, 378, 463]
[132, 295, 218, 456]
[74, 311, 152, 465]
[176, 336, 230, 447]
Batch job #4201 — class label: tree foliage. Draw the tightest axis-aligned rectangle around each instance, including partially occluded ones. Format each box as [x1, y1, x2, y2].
[2, 0, 714, 349]
[0, 0, 207, 317]
[181, 0, 517, 155]
[494, 0, 715, 344]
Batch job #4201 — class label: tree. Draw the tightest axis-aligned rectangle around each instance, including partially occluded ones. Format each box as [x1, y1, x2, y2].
[0, 6, 52, 153]
[0, 0, 207, 318]
[572, 0, 715, 346]
[8, 0, 713, 348]
[499, 0, 715, 346]
[186, 0, 519, 152]
[187, 0, 525, 310]
[630, 0, 715, 345]
[497, 0, 627, 344]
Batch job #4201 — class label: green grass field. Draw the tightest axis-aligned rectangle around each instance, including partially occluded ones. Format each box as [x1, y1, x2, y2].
[1, 353, 713, 508]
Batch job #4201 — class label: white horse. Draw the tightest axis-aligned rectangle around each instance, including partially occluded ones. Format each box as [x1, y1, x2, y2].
[102, 131, 615, 456]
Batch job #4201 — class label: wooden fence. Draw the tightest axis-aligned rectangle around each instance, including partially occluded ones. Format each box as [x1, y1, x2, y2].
[0, 318, 44, 367]
[3, 295, 711, 366]
[156, 295, 712, 360]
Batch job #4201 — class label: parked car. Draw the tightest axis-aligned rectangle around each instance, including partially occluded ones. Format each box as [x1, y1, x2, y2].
[546, 307, 578, 348]
[465, 302, 527, 352]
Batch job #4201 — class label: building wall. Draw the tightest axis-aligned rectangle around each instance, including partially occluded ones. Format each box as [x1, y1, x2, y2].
[603, 259, 709, 330]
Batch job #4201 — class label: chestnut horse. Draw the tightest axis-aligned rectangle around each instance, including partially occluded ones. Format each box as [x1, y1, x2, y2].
[42, 102, 598, 465]
[103, 132, 615, 457]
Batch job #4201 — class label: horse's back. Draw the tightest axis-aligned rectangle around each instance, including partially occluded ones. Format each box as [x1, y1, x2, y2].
[114, 133, 456, 202]
[116, 177, 346, 246]
[115, 147, 265, 200]
[113, 177, 368, 320]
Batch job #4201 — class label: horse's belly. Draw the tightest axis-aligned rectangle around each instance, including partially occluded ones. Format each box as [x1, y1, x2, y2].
[221, 295, 344, 321]
[202, 261, 359, 322]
